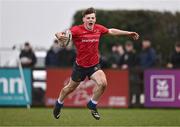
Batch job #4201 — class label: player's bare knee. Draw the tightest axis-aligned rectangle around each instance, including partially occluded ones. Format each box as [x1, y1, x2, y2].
[102, 80, 107, 88]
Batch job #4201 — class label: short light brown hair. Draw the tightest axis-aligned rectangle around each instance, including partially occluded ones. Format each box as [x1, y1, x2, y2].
[82, 7, 96, 17]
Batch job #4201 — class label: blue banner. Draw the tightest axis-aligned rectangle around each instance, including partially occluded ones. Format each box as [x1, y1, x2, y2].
[0, 68, 32, 106]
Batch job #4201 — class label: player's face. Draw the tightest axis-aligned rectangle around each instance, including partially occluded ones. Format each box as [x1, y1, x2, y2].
[83, 13, 96, 30]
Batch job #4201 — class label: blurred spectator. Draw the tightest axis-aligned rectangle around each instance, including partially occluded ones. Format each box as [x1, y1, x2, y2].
[109, 44, 124, 68]
[120, 41, 136, 69]
[45, 39, 61, 67]
[120, 41, 138, 107]
[58, 45, 76, 67]
[19, 42, 37, 67]
[135, 39, 157, 107]
[137, 40, 157, 69]
[167, 42, 180, 69]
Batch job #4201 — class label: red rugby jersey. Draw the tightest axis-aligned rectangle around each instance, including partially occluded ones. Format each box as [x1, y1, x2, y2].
[70, 24, 108, 68]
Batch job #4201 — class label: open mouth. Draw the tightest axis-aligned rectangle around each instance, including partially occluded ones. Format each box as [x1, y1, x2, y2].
[89, 22, 93, 26]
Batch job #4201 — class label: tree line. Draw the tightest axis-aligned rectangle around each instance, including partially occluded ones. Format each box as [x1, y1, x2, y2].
[72, 9, 180, 64]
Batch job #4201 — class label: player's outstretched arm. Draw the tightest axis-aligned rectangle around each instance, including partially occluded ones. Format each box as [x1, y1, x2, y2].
[108, 28, 139, 40]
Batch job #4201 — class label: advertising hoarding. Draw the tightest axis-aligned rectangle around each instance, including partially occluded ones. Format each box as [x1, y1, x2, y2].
[0, 68, 32, 106]
[45, 68, 129, 108]
[145, 69, 180, 107]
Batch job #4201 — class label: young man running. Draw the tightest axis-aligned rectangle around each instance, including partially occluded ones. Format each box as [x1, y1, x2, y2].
[53, 7, 139, 120]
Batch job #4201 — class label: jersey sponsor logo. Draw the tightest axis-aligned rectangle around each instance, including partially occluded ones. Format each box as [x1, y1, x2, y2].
[82, 39, 98, 43]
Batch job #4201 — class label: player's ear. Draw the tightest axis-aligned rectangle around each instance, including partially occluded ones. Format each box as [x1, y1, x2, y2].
[82, 16, 85, 23]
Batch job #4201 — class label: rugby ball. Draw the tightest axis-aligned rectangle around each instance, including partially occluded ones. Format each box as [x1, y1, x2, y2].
[61, 30, 72, 47]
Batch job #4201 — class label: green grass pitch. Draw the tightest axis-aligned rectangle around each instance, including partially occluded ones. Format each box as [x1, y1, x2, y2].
[0, 108, 180, 126]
